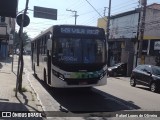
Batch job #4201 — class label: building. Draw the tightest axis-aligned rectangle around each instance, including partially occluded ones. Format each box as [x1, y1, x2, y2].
[97, 16, 107, 33]
[0, 16, 15, 59]
[97, 3, 160, 76]
[109, 10, 140, 75]
[139, 3, 160, 67]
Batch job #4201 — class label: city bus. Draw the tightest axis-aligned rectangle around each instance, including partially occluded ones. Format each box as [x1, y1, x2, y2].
[31, 25, 107, 88]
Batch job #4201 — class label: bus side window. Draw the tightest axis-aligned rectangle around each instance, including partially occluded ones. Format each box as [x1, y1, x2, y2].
[37, 40, 40, 66]
[44, 35, 47, 55]
[39, 38, 41, 54]
[41, 37, 44, 55]
[53, 39, 57, 55]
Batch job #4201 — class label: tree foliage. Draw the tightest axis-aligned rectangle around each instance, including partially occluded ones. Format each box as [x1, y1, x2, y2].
[14, 31, 31, 48]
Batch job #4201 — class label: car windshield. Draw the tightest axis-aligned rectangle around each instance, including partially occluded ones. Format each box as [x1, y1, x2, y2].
[152, 66, 160, 76]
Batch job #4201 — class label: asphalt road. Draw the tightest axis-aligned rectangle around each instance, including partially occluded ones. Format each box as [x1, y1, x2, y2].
[14, 55, 160, 119]
[95, 77, 160, 111]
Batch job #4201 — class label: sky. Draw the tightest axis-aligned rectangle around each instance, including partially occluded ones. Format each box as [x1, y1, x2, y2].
[17, 0, 160, 38]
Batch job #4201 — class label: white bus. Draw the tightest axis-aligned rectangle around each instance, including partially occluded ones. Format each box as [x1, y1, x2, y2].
[31, 25, 107, 88]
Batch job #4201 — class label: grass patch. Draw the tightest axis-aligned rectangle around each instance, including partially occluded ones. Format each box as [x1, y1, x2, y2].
[29, 91, 35, 101]
[13, 87, 28, 92]
[32, 95, 35, 101]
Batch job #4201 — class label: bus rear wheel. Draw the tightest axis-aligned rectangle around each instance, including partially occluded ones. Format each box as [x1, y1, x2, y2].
[33, 64, 37, 77]
[44, 69, 47, 84]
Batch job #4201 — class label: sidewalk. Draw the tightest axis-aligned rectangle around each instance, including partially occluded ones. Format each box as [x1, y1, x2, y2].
[0, 57, 44, 119]
[115, 77, 130, 81]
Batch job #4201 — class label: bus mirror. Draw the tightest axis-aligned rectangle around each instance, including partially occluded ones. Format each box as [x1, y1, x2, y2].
[47, 39, 52, 50]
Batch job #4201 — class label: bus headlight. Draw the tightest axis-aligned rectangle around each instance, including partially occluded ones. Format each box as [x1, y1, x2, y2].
[52, 69, 65, 81]
[59, 74, 64, 81]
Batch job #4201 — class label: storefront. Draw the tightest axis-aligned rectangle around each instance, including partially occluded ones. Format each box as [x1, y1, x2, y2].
[108, 41, 122, 67]
[142, 39, 160, 66]
[0, 35, 9, 59]
[0, 25, 9, 59]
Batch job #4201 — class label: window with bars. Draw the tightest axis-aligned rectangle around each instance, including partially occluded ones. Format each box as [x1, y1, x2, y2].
[0, 16, 5, 22]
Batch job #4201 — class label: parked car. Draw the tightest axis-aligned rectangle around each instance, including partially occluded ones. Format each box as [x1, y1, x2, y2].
[130, 64, 160, 92]
[16, 49, 20, 55]
[107, 63, 127, 77]
[25, 50, 31, 55]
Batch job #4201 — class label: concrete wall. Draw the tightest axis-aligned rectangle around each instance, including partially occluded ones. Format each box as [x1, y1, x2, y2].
[144, 8, 160, 39]
[0, 17, 15, 35]
[0, 17, 15, 58]
[109, 13, 139, 39]
[122, 40, 135, 76]
[145, 56, 156, 65]
[97, 17, 107, 33]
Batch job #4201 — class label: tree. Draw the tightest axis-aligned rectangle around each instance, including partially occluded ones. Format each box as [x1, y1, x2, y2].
[14, 31, 31, 49]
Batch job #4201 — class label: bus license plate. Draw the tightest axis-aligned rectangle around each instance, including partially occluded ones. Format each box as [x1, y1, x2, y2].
[79, 81, 88, 85]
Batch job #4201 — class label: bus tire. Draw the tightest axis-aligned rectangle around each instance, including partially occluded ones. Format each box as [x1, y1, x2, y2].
[85, 87, 92, 91]
[33, 64, 37, 77]
[81, 87, 92, 91]
[44, 69, 47, 84]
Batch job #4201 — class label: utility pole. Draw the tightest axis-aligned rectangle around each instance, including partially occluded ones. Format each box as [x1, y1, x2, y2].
[137, 0, 147, 65]
[106, 0, 111, 66]
[66, 9, 78, 25]
[103, 7, 108, 16]
[15, 0, 29, 97]
[106, 0, 111, 41]
[12, 0, 18, 71]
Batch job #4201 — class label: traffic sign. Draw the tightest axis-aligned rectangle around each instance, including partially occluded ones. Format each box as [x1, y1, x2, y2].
[16, 14, 30, 27]
[34, 6, 57, 20]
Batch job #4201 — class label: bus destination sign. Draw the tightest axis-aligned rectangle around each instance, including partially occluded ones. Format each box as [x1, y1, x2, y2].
[60, 27, 100, 35]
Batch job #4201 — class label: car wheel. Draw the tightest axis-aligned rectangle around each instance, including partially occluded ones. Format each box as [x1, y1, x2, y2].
[150, 82, 158, 92]
[113, 72, 117, 77]
[130, 78, 136, 87]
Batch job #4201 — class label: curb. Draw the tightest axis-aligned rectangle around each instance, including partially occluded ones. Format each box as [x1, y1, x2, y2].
[24, 68, 46, 117]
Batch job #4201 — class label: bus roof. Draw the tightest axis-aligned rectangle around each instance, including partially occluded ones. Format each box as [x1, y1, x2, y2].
[31, 25, 105, 41]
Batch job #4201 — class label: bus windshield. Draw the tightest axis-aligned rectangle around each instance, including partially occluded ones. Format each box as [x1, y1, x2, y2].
[53, 38, 106, 64]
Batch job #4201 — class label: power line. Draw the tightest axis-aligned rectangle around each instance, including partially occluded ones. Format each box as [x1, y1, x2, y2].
[22, 11, 160, 33]
[79, 8, 103, 16]
[111, 1, 138, 12]
[84, 0, 106, 22]
[112, 8, 137, 15]
[66, 0, 82, 10]
[70, 0, 86, 11]
[83, 17, 97, 25]
[112, 6, 138, 15]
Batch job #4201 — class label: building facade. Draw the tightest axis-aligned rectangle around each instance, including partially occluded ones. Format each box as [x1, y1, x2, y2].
[0, 16, 15, 59]
[109, 10, 139, 75]
[97, 3, 160, 76]
[139, 4, 160, 67]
